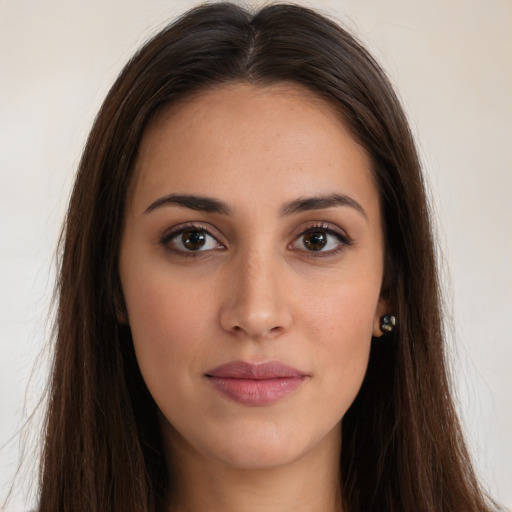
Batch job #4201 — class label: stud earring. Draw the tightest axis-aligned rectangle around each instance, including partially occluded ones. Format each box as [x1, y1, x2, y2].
[380, 315, 396, 333]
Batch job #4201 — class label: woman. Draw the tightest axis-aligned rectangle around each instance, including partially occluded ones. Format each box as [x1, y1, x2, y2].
[37, 3, 498, 511]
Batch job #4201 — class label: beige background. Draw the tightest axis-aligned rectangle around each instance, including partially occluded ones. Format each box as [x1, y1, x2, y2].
[1, 0, 511, 509]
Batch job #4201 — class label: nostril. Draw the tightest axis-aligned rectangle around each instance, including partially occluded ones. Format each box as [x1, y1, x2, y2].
[219, 295, 293, 338]
[228, 323, 284, 338]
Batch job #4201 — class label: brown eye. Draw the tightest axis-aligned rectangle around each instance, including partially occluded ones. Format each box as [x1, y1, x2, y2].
[303, 231, 327, 251]
[162, 227, 221, 254]
[291, 227, 349, 255]
[181, 230, 207, 250]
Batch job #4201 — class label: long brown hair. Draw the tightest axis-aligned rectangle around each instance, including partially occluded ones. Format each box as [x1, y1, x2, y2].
[39, 3, 497, 511]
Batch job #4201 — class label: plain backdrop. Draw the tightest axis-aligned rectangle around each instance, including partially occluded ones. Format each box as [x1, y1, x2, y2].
[1, 0, 511, 510]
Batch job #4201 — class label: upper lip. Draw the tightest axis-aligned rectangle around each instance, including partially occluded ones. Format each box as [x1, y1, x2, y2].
[206, 360, 307, 379]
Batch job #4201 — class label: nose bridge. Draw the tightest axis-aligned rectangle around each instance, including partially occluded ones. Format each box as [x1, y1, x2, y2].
[242, 246, 278, 306]
[220, 242, 291, 338]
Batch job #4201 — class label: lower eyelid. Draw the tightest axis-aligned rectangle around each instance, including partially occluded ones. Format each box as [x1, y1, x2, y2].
[159, 225, 223, 252]
[290, 227, 351, 253]
[159, 223, 350, 255]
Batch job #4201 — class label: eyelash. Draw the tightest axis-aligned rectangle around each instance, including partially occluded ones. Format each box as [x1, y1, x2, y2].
[290, 223, 352, 257]
[159, 222, 351, 258]
[159, 223, 223, 258]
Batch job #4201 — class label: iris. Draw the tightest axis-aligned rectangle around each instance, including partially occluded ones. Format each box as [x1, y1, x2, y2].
[303, 231, 327, 251]
[182, 230, 207, 250]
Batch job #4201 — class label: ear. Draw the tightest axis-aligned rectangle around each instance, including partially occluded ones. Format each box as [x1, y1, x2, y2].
[113, 286, 129, 325]
[116, 306, 128, 324]
[372, 295, 391, 338]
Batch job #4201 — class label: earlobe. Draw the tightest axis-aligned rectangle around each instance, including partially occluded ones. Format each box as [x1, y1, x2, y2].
[116, 308, 128, 324]
[114, 289, 129, 325]
[378, 315, 396, 334]
[372, 298, 395, 337]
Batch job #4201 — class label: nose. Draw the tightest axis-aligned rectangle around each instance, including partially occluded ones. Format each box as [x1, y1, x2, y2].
[219, 249, 293, 340]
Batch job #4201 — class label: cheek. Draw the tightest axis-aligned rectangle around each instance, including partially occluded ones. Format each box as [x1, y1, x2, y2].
[121, 268, 213, 401]
[301, 280, 378, 403]
[303, 277, 378, 344]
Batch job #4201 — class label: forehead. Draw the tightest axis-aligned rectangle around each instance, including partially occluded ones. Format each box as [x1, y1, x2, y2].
[127, 82, 378, 218]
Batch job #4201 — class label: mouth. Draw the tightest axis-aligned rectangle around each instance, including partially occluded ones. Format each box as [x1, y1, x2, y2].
[205, 360, 308, 405]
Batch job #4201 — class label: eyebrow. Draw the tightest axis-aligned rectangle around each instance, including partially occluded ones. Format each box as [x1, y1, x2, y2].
[144, 192, 366, 219]
[281, 193, 367, 219]
[144, 194, 232, 215]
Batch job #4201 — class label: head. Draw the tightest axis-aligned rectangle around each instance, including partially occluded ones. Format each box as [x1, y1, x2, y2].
[41, 3, 488, 512]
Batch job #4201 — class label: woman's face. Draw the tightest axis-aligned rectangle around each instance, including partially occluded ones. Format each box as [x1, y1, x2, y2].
[119, 83, 387, 471]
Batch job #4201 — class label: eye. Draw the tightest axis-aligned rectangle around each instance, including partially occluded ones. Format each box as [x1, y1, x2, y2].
[161, 226, 223, 254]
[291, 226, 349, 254]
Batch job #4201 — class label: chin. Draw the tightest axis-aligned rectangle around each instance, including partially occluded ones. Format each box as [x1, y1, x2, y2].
[201, 419, 341, 471]
[212, 439, 309, 470]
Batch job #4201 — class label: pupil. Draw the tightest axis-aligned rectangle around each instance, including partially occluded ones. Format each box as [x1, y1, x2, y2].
[304, 231, 327, 251]
[182, 230, 206, 250]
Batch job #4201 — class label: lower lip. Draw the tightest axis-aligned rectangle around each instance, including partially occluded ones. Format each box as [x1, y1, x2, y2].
[207, 376, 305, 405]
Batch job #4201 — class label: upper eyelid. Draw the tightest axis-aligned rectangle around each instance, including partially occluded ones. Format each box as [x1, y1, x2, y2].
[292, 222, 350, 240]
[159, 221, 351, 247]
[161, 222, 223, 241]
[293, 227, 349, 245]
[159, 225, 225, 255]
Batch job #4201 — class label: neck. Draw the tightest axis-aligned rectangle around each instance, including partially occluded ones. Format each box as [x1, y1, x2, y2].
[163, 426, 342, 512]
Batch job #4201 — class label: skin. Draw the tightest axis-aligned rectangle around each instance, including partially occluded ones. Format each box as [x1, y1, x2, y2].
[119, 82, 388, 512]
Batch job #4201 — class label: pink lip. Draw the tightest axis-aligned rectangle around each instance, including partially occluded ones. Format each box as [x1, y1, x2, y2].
[205, 361, 307, 405]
